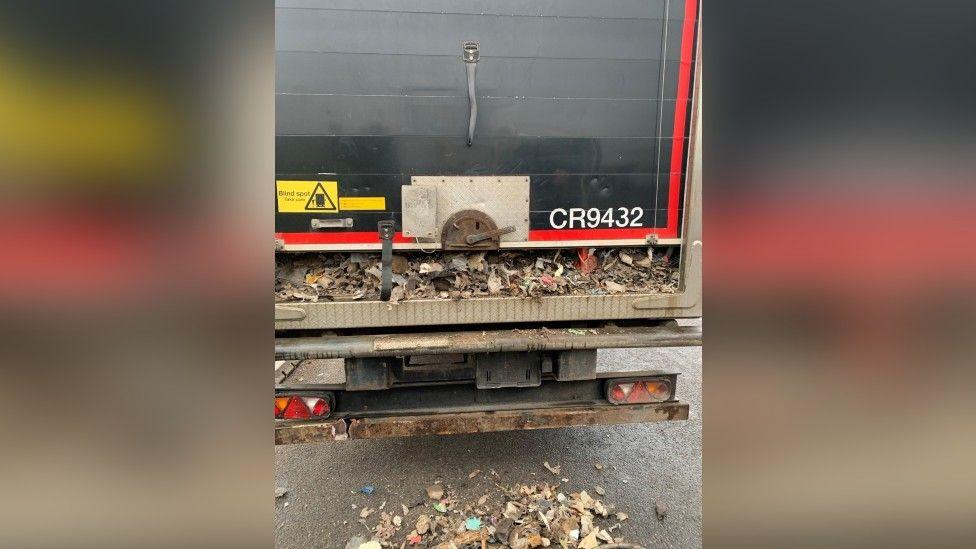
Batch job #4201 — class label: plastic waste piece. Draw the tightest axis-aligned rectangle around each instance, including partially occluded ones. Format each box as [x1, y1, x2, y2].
[543, 461, 562, 475]
[578, 531, 600, 549]
[655, 502, 668, 520]
[344, 536, 368, 549]
[415, 514, 430, 534]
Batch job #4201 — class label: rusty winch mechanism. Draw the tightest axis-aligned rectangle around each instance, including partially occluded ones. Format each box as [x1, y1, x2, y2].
[377, 209, 516, 301]
[441, 210, 516, 251]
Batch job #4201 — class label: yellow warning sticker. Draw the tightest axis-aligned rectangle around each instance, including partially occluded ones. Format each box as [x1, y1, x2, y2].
[276, 180, 387, 213]
[276, 180, 338, 213]
[338, 196, 386, 211]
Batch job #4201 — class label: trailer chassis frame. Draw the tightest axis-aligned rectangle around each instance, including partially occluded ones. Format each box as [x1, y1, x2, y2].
[275, 322, 700, 444]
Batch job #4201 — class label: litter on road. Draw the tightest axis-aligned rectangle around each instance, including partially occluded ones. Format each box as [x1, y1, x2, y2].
[345, 536, 368, 549]
[542, 462, 562, 475]
[654, 502, 668, 521]
[426, 485, 445, 500]
[342, 478, 638, 548]
[415, 514, 430, 535]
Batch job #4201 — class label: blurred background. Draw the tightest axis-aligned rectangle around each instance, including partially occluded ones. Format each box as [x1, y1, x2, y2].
[0, 0, 973, 547]
[0, 1, 272, 547]
[707, 0, 976, 546]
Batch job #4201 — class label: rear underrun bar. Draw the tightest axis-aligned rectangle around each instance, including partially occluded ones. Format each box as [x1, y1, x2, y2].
[276, 402, 689, 444]
[275, 323, 702, 360]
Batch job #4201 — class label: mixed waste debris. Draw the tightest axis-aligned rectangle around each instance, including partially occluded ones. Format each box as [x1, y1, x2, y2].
[276, 248, 678, 303]
[331, 465, 654, 549]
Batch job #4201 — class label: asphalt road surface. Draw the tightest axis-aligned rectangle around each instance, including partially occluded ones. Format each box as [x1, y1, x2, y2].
[275, 324, 702, 548]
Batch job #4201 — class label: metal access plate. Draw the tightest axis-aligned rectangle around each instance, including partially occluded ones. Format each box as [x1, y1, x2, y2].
[408, 176, 530, 243]
[400, 185, 437, 239]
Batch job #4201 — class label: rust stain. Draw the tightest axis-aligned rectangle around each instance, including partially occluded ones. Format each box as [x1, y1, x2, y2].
[276, 403, 689, 445]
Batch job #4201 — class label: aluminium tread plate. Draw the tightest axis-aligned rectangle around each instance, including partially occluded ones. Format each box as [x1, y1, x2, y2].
[275, 290, 699, 330]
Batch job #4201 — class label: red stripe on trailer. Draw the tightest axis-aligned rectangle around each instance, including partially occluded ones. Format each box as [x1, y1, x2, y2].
[528, 227, 678, 241]
[279, 226, 680, 245]
[667, 0, 698, 233]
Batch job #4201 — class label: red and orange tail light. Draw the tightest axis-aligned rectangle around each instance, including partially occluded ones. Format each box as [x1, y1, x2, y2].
[606, 378, 672, 405]
[275, 393, 334, 420]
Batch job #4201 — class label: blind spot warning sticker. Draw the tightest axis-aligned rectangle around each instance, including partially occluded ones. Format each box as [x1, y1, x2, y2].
[338, 196, 386, 211]
[276, 180, 337, 213]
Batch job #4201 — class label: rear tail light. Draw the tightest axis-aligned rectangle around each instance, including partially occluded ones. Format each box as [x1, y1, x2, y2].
[274, 393, 333, 420]
[606, 378, 672, 404]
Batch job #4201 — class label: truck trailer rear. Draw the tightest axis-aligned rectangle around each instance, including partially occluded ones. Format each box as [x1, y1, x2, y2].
[274, 0, 701, 443]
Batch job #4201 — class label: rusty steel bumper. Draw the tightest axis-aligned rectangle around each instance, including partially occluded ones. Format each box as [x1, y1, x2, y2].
[275, 402, 689, 444]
